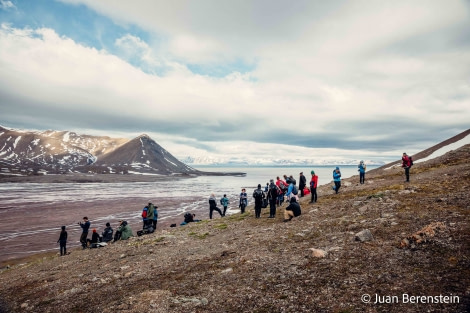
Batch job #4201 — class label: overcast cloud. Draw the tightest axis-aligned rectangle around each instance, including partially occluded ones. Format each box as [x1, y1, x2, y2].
[0, 0, 469, 163]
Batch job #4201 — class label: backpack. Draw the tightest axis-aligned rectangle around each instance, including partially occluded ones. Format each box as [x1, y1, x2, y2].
[142, 207, 148, 219]
[292, 185, 298, 195]
[253, 189, 264, 200]
[262, 198, 268, 208]
[279, 181, 287, 191]
[409, 156, 414, 167]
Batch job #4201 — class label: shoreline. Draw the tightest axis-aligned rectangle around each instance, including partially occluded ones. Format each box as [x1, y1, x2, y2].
[0, 171, 246, 184]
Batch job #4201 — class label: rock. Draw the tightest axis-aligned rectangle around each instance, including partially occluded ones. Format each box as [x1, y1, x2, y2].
[355, 229, 374, 242]
[310, 248, 327, 258]
[221, 268, 233, 274]
[119, 254, 126, 259]
[358, 205, 368, 214]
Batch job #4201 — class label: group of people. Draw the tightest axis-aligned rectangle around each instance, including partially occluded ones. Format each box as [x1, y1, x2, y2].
[141, 202, 159, 234]
[59, 157, 414, 255]
[57, 216, 135, 256]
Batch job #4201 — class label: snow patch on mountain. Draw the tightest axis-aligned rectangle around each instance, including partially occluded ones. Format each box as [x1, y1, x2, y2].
[415, 133, 470, 164]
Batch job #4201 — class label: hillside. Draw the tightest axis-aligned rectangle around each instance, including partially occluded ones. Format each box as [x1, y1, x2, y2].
[0, 144, 468, 312]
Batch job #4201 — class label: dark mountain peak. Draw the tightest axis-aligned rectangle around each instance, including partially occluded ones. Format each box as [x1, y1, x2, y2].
[0, 126, 200, 176]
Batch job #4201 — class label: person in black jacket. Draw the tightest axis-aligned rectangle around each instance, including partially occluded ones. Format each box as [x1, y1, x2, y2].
[299, 172, 307, 197]
[283, 197, 301, 222]
[267, 179, 279, 218]
[87, 229, 101, 248]
[209, 194, 224, 219]
[101, 222, 113, 242]
[79, 217, 90, 249]
[253, 184, 266, 218]
[57, 226, 67, 256]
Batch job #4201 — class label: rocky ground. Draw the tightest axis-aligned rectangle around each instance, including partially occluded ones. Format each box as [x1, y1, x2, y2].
[0, 145, 469, 313]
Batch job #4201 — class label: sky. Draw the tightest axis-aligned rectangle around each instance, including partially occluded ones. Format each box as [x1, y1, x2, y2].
[0, 0, 469, 164]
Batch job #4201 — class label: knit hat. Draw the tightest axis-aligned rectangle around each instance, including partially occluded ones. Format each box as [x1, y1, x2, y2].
[106, 222, 110, 227]
[311, 170, 315, 175]
[336, 167, 340, 170]
[92, 229, 96, 233]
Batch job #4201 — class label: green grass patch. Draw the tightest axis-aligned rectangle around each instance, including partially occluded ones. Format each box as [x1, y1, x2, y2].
[188, 232, 210, 239]
[214, 223, 228, 230]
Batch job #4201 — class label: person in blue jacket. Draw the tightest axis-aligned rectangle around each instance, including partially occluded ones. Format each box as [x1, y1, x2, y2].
[333, 167, 341, 194]
[358, 160, 366, 184]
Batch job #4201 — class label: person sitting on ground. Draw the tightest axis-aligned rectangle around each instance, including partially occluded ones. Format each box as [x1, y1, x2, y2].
[87, 229, 101, 248]
[114, 220, 134, 241]
[101, 222, 113, 242]
[180, 212, 201, 226]
[180, 212, 194, 226]
[283, 197, 302, 222]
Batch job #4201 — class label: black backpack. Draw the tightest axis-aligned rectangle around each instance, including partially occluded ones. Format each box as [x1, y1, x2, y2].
[409, 156, 414, 167]
[253, 189, 264, 200]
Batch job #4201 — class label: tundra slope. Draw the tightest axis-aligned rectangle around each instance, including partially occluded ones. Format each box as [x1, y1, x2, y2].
[0, 145, 469, 313]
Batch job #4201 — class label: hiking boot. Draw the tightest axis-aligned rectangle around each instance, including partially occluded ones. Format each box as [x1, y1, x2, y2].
[283, 219, 290, 222]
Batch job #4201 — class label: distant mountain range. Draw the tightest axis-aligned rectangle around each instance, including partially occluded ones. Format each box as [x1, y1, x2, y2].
[0, 126, 199, 176]
[179, 156, 385, 167]
[1, 125, 468, 177]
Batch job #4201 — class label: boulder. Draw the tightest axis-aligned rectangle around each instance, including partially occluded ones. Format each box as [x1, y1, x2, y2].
[355, 229, 374, 242]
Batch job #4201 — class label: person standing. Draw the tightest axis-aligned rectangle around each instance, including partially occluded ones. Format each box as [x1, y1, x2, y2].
[152, 205, 159, 230]
[141, 205, 148, 228]
[309, 170, 318, 203]
[57, 226, 67, 256]
[252, 184, 266, 218]
[267, 179, 279, 218]
[209, 194, 224, 219]
[147, 202, 155, 230]
[239, 188, 248, 213]
[220, 194, 229, 216]
[79, 217, 90, 250]
[333, 167, 341, 194]
[402, 152, 412, 182]
[276, 176, 287, 206]
[299, 172, 307, 197]
[358, 160, 366, 184]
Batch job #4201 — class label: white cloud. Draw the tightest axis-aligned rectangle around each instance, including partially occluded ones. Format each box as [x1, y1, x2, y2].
[0, 0, 15, 10]
[2, 0, 470, 162]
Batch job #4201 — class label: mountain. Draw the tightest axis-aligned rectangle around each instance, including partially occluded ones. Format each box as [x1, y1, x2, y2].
[376, 128, 470, 170]
[179, 155, 386, 166]
[0, 126, 199, 176]
[94, 134, 197, 175]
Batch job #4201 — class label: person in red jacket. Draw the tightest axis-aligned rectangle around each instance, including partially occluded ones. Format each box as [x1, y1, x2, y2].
[402, 152, 412, 182]
[309, 170, 318, 203]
